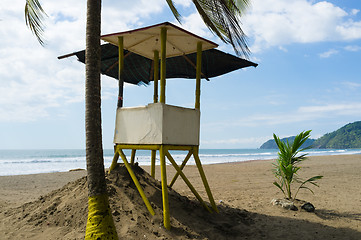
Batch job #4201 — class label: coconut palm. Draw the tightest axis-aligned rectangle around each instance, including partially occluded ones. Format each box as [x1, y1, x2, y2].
[25, 0, 251, 238]
[273, 130, 323, 200]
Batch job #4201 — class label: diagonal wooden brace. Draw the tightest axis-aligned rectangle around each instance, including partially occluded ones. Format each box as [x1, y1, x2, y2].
[118, 149, 155, 216]
[193, 147, 219, 213]
[165, 150, 212, 213]
[169, 150, 193, 188]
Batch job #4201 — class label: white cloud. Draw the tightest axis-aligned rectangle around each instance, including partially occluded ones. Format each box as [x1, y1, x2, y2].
[202, 102, 361, 129]
[341, 81, 361, 90]
[299, 103, 361, 115]
[101, 0, 165, 33]
[319, 49, 339, 58]
[351, 9, 360, 16]
[344, 45, 361, 52]
[172, 12, 214, 40]
[336, 20, 361, 40]
[278, 46, 288, 52]
[173, 0, 192, 8]
[243, 0, 361, 52]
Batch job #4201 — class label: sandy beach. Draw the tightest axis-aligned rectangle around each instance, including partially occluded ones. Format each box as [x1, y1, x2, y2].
[0, 154, 360, 239]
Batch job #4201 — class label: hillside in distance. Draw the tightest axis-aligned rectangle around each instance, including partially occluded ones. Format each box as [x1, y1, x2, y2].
[260, 121, 361, 149]
[313, 121, 361, 149]
[260, 136, 315, 149]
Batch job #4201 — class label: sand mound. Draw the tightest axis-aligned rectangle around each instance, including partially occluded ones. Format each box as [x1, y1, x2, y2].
[1, 164, 255, 239]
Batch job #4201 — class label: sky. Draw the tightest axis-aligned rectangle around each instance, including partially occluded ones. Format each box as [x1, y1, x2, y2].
[0, 0, 361, 149]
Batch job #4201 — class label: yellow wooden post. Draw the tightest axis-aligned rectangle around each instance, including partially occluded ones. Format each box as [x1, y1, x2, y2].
[117, 36, 124, 108]
[119, 149, 155, 216]
[193, 147, 219, 213]
[130, 149, 136, 165]
[151, 150, 156, 178]
[109, 149, 120, 172]
[160, 27, 167, 104]
[153, 50, 159, 103]
[195, 42, 202, 109]
[160, 145, 170, 229]
[165, 151, 212, 213]
[169, 150, 193, 187]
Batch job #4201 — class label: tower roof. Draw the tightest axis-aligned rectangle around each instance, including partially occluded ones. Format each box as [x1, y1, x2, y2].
[101, 22, 218, 60]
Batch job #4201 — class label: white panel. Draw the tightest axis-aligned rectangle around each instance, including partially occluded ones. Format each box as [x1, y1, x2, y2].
[114, 103, 200, 145]
[162, 105, 200, 145]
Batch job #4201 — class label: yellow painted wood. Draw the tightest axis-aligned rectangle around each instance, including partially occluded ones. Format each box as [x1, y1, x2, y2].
[118, 36, 124, 74]
[109, 150, 120, 172]
[164, 145, 194, 151]
[151, 150, 156, 178]
[182, 55, 207, 79]
[169, 150, 193, 187]
[153, 50, 159, 103]
[195, 42, 202, 109]
[119, 149, 155, 216]
[130, 149, 136, 165]
[160, 27, 167, 104]
[193, 147, 219, 213]
[160, 145, 170, 229]
[118, 36, 124, 108]
[115, 144, 160, 151]
[165, 150, 212, 213]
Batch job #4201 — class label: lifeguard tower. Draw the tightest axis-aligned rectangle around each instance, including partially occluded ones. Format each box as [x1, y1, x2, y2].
[59, 22, 257, 230]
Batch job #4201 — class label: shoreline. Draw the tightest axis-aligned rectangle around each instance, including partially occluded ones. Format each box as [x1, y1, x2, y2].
[1, 151, 361, 177]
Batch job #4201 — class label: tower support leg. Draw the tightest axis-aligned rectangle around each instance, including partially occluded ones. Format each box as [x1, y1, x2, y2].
[193, 147, 218, 213]
[160, 145, 170, 229]
[151, 150, 156, 178]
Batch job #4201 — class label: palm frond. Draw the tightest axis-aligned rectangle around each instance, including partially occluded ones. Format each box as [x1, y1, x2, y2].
[191, 0, 250, 58]
[273, 182, 285, 195]
[25, 0, 47, 46]
[294, 175, 323, 199]
[292, 130, 312, 153]
[228, 0, 250, 13]
[166, 0, 182, 23]
[303, 175, 323, 184]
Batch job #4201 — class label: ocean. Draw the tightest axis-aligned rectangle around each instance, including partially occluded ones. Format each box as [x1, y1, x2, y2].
[0, 148, 360, 176]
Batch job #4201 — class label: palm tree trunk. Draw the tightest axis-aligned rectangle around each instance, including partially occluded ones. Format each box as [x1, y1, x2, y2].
[85, 0, 104, 198]
[84, 0, 118, 238]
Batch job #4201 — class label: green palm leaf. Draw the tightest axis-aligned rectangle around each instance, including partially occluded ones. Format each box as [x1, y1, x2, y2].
[273, 182, 285, 195]
[25, 0, 47, 46]
[191, 0, 250, 57]
[165, 0, 182, 23]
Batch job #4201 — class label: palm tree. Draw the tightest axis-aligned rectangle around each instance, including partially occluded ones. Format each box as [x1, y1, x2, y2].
[273, 131, 323, 200]
[83, 0, 119, 238]
[26, 0, 251, 238]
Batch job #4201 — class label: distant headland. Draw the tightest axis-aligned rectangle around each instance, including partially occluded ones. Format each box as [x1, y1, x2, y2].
[260, 121, 361, 149]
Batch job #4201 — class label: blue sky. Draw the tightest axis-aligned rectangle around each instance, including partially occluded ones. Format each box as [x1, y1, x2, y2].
[1, 0, 361, 149]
